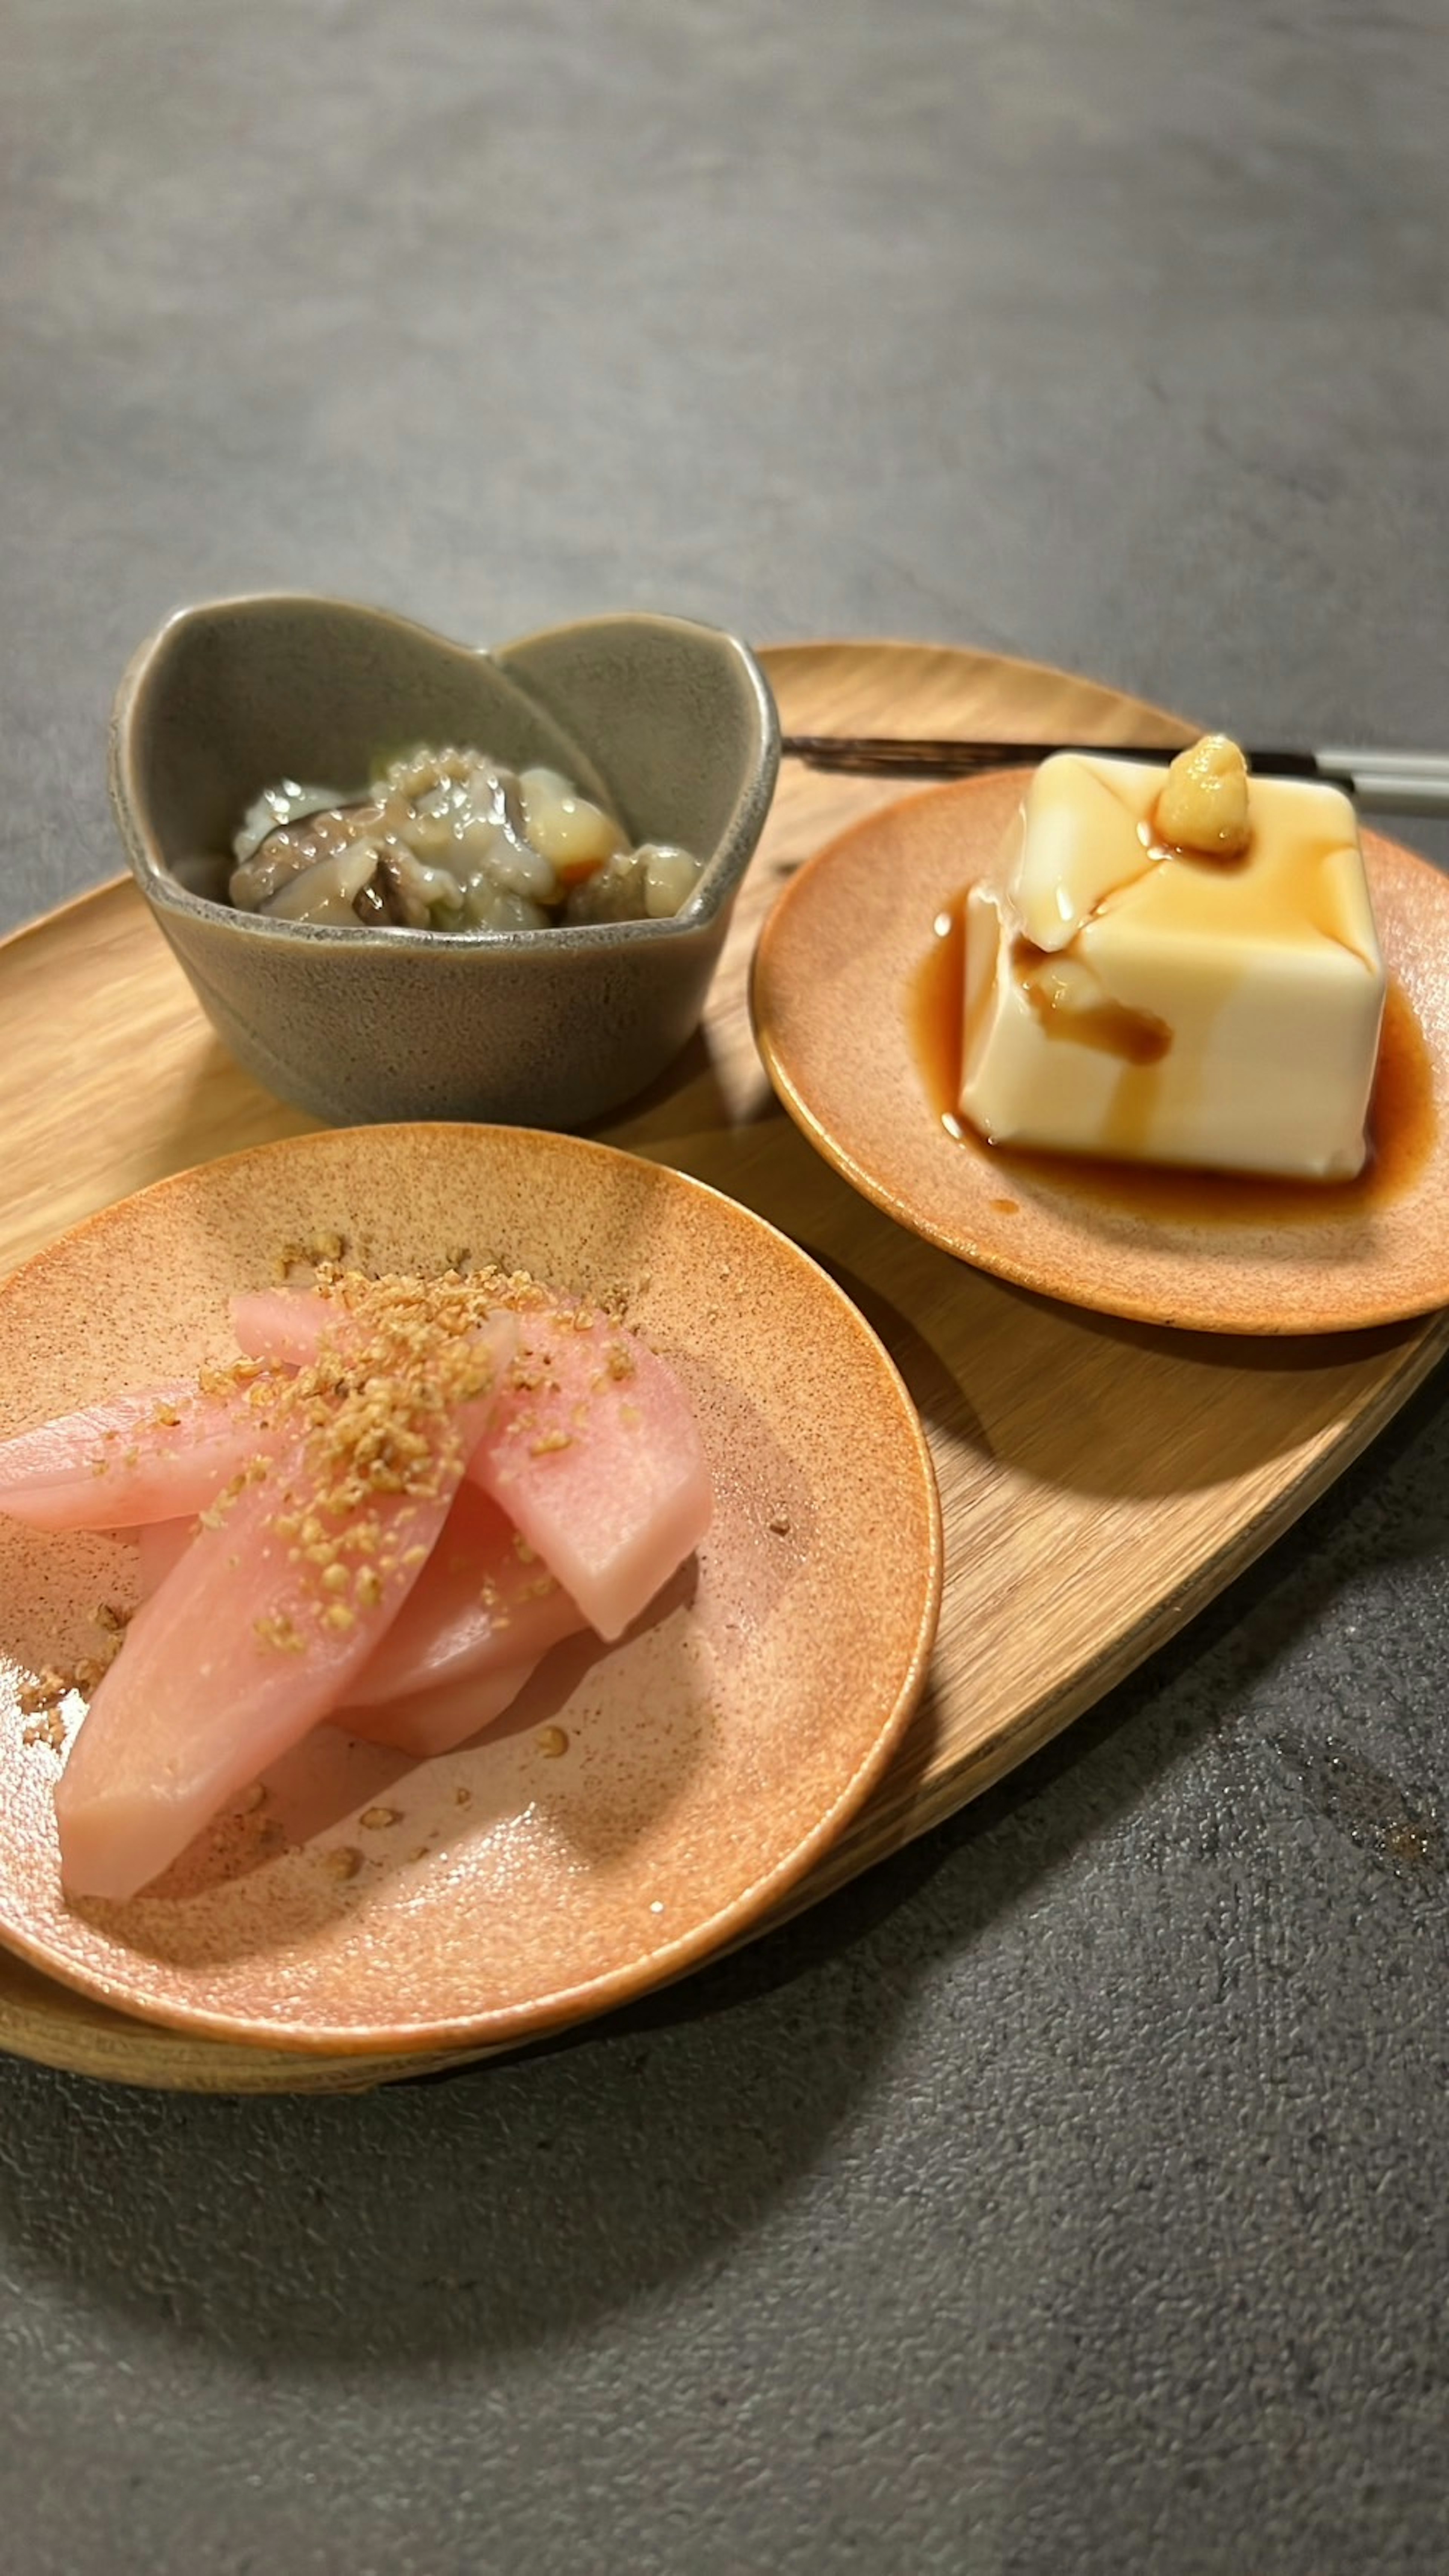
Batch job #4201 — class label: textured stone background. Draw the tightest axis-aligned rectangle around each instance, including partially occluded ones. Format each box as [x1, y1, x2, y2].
[2, 3, 1447, 2569]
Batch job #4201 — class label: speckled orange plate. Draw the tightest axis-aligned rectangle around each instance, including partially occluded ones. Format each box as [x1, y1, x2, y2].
[0, 1126, 940, 2054]
[752, 774, 1449, 1335]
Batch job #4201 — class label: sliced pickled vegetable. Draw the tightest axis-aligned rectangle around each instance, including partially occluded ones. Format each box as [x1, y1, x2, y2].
[336, 1659, 548, 1760]
[0, 1374, 291, 1532]
[54, 1310, 517, 1899]
[234, 1281, 712, 1640]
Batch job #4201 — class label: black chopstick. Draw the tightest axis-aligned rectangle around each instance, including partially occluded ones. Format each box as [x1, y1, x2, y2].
[778, 736, 1449, 815]
[783, 736, 1329, 782]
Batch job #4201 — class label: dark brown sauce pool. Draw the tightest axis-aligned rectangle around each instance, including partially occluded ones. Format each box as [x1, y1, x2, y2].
[909, 892, 1436, 1222]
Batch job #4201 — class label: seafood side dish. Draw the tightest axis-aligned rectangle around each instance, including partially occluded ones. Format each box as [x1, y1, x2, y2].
[231, 749, 706, 933]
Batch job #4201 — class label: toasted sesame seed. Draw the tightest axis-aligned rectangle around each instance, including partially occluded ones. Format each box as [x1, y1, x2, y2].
[254, 1612, 306, 1654]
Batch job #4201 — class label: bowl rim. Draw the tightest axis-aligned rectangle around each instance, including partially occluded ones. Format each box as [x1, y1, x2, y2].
[108, 592, 781, 955]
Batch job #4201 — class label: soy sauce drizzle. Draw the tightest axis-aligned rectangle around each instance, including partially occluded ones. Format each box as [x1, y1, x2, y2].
[1014, 939, 1173, 1067]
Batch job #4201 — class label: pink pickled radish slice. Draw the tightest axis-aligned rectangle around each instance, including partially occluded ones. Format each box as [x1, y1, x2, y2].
[0, 1376, 291, 1532]
[231, 1289, 334, 1369]
[135, 1517, 196, 1598]
[344, 1480, 586, 1708]
[133, 1486, 589, 1701]
[336, 1658, 545, 1759]
[236, 1287, 712, 1642]
[473, 1318, 711, 1641]
[54, 1316, 515, 1901]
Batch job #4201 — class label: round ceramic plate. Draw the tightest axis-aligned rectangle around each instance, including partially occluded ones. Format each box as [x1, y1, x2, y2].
[0, 1127, 940, 2053]
[752, 773, 1449, 1335]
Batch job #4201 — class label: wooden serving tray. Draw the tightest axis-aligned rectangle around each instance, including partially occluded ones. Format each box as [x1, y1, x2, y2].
[2, 639, 1444, 2093]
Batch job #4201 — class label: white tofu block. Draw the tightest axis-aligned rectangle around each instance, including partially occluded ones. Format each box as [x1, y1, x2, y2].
[960, 753, 1386, 1180]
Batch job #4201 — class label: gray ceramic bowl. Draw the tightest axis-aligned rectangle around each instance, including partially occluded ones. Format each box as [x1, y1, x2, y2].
[109, 594, 780, 1128]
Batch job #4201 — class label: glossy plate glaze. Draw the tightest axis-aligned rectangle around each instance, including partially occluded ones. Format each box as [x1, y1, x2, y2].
[752, 772, 1449, 1335]
[0, 1126, 941, 2053]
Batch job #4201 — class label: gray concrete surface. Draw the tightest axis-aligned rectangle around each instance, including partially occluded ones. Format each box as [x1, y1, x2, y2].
[2, 2, 1448, 2569]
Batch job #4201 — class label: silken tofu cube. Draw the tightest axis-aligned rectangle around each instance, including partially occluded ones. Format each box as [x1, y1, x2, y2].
[958, 746, 1386, 1180]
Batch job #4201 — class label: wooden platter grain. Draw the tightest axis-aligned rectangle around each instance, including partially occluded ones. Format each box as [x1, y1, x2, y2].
[1, 637, 1445, 2092]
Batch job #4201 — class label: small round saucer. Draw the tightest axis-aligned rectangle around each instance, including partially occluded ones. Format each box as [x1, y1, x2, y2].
[0, 1124, 941, 2053]
[753, 773, 1449, 1335]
